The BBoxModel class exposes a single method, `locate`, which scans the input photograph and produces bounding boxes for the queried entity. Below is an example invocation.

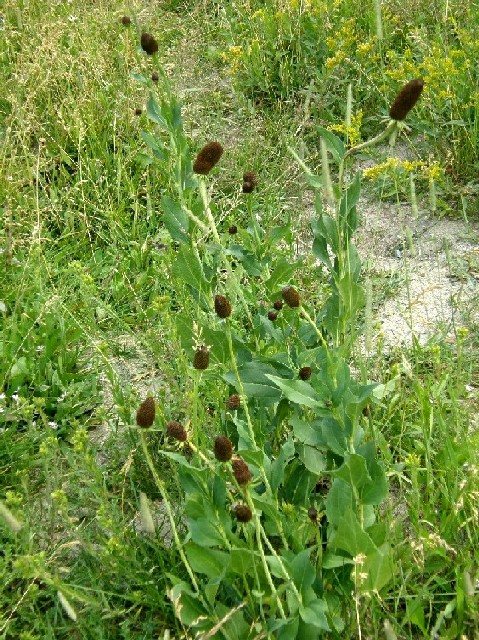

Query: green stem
[139,431,199,593]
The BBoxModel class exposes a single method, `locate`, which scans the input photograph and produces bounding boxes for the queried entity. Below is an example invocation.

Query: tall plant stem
[139,431,199,593]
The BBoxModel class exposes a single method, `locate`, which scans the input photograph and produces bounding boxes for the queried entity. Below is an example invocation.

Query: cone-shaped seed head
[228,225,238,235]
[226,394,241,410]
[215,294,232,319]
[234,504,253,522]
[273,299,283,311]
[268,311,278,321]
[151,72,159,82]
[214,435,234,462]
[232,457,252,485]
[308,507,318,522]
[141,32,159,55]
[299,366,312,381]
[136,396,155,428]
[242,171,259,193]
[121,16,131,25]
[193,346,210,370]
[166,420,187,442]
[282,286,300,308]
[389,78,424,121]
[193,142,224,175]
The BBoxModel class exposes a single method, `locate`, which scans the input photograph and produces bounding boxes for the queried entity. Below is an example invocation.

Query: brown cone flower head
[121,16,131,25]
[282,286,300,308]
[273,299,283,311]
[141,32,159,55]
[151,72,159,82]
[193,346,210,370]
[268,311,278,321]
[193,142,224,175]
[242,171,259,194]
[214,435,234,462]
[166,420,187,442]
[308,507,318,522]
[232,457,252,485]
[234,504,253,523]
[214,294,232,319]
[299,366,312,381]
[228,225,238,235]
[389,78,424,121]
[226,394,241,410]
[136,396,155,428]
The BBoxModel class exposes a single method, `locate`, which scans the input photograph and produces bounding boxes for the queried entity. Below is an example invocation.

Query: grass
[1,0,479,638]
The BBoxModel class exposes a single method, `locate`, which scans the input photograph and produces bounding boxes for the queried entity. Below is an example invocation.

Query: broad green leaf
[169,582,207,627]
[298,444,327,474]
[322,553,354,569]
[363,544,394,592]
[146,93,168,129]
[276,616,300,640]
[172,245,210,294]
[130,71,148,85]
[189,518,225,547]
[330,508,377,556]
[316,126,345,163]
[230,547,260,576]
[159,450,202,470]
[340,172,361,215]
[161,195,189,243]
[265,257,301,293]
[290,416,324,447]
[270,437,295,491]
[265,375,321,409]
[185,542,229,578]
[334,454,372,493]
[321,416,347,455]
[290,548,315,595]
[299,599,330,630]
[326,478,354,527]
[141,131,167,161]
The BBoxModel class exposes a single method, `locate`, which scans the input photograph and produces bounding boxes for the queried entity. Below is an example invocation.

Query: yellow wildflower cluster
[364,158,443,185]
[329,109,363,147]
[221,45,244,75]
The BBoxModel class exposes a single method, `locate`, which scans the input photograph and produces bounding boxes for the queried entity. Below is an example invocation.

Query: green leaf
[298,444,327,474]
[161,195,189,243]
[334,454,371,493]
[169,582,208,627]
[146,93,168,129]
[340,172,361,215]
[299,599,330,630]
[276,616,300,640]
[172,245,210,294]
[330,508,377,556]
[290,416,324,447]
[230,547,260,576]
[185,542,230,578]
[316,126,345,163]
[141,131,167,161]
[322,553,354,569]
[290,548,315,595]
[321,416,347,455]
[159,450,202,470]
[363,544,394,591]
[189,518,225,547]
[265,375,322,409]
[265,257,301,293]
[130,71,148,85]
[326,478,354,526]
[270,437,295,491]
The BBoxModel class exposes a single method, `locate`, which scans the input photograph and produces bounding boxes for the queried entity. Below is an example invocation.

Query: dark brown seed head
[242,171,259,193]
[299,366,312,381]
[389,78,424,121]
[136,396,155,428]
[234,504,253,523]
[228,225,238,235]
[282,286,300,308]
[226,394,241,410]
[166,420,187,442]
[193,141,224,175]
[193,346,210,370]
[308,507,318,522]
[268,311,278,321]
[141,32,159,55]
[214,435,234,462]
[121,16,131,25]
[273,299,283,311]
[151,72,159,82]
[214,294,232,319]
[232,457,252,485]
[135,107,142,116]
